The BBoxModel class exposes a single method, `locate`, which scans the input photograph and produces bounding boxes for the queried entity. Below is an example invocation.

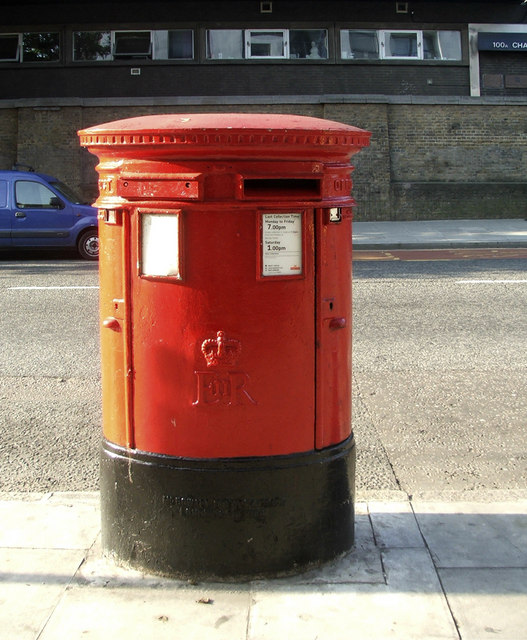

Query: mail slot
[79,113,371,579]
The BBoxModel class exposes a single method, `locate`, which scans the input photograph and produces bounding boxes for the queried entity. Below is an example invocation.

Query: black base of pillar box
[100,436,356,580]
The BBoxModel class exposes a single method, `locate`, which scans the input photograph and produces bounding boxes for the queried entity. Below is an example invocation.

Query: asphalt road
[0,254,525,496]
[353,257,527,497]
[0,257,100,492]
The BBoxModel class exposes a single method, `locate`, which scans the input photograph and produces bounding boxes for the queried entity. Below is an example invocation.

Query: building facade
[2,0,526,220]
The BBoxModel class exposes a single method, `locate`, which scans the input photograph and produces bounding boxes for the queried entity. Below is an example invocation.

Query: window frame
[112,30,153,59]
[0,24,464,67]
[205,26,331,62]
[340,28,463,63]
[289,28,328,60]
[73,30,112,62]
[161,29,194,60]
[380,30,422,60]
[340,29,379,60]
[72,28,195,62]
[15,180,61,209]
[0,33,21,62]
[244,29,289,59]
[205,28,244,60]
[21,31,61,63]
[423,30,463,61]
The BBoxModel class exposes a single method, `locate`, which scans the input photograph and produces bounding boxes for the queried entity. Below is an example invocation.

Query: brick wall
[0,64,471,101]
[385,103,527,220]
[1,101,526,221]
[0,110,18,169]
[17,107,84,190]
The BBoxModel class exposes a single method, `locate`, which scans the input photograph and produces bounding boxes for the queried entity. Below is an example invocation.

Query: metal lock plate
[328,207,342,223]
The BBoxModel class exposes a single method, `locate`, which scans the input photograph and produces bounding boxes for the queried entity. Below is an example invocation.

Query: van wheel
[77,229,99,260]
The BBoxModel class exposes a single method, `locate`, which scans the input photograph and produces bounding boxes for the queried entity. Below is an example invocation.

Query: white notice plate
[262,213,302,277]
[141,212,181,278]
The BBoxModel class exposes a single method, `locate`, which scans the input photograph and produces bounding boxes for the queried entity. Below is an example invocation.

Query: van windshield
[50,180,88,205]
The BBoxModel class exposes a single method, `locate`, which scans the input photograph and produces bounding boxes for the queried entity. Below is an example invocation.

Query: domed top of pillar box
[78,113,371,162]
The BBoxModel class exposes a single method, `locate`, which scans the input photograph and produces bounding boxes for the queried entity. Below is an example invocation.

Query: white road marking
[8,286,99,290]
[456,280,527,284]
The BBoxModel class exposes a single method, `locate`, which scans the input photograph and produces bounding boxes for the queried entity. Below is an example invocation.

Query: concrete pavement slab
[39,581,252,640]
[352,219,527,249]
[0,495,100,550]
[438,568,527,640]
[1,493,527,639]
[248,548,458,640]
[368,501,425,548]
[412,501,527,568]
[0,548,87,640]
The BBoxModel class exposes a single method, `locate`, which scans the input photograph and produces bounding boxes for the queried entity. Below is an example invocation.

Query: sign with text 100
[478,33,527,52]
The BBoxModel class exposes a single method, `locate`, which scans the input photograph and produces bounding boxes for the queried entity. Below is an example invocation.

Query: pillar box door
[131,204,316,458]
[79,113,370,580]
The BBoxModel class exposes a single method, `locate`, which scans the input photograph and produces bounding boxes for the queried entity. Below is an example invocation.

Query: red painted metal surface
[79,114,370,458]
[316,207,353,449]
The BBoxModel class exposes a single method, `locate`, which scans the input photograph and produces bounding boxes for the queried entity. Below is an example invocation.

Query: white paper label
[141,213,181,278]
[262,213,302,276]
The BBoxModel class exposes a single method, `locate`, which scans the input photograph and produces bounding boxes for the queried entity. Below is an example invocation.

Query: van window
[15,180,58,208]
[0,180,6,208]
[50,179,84,204]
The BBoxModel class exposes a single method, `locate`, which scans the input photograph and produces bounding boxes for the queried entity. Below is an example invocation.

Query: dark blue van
[0,169,98,259]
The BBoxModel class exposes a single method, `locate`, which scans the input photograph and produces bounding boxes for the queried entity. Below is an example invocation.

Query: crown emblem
[201,331,241,368]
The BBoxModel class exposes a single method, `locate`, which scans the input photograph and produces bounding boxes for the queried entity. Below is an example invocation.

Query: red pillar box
[79,113,370,579]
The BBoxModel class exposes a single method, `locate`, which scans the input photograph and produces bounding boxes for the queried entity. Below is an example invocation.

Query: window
[73,29,194,61]
[1,25,462,66]
[0,34,20,62]
[206,28,328,60]
[167,30,193,59]
[153,30,194,59]
[206,29,244,59]
[341,29,461,61]
[0,181,7,208]
[49,180,85,205]
[113,31,152,59]
[341,30,378,59]
[73,31,111,61]
[382,31,421,59]
[245,30,288,58]
[22,32,60,62]
[423,30,462,60]
[16,181,60,208]
[0,32,61,64]
[290,29,328,59]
